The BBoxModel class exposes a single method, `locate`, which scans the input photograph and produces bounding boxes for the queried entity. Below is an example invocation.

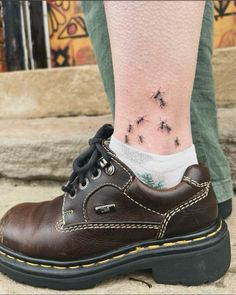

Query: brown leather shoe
[0,124,231,290]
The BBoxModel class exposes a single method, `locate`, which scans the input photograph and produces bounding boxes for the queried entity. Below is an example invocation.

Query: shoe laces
[62,124,114,197]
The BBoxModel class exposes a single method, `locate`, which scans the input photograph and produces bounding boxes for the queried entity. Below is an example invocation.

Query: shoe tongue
[95,124,114,140]
[182,164,210,183]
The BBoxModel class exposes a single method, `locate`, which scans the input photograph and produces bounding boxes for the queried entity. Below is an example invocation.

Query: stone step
[0,110,235,189]
[0,65,110,119]
[0,115,112,181]
[218,108,236,189]
[0,48,235,120]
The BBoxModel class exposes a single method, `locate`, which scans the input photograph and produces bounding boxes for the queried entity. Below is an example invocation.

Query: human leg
[104,1,204,188]
[81,1,233,214]
[104,1,204,154]
[0,1,231,289]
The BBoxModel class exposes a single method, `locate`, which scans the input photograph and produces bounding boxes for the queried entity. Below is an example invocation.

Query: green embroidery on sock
[138,173,164,189]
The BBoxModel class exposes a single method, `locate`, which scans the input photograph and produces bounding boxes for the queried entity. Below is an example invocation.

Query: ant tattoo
[136,115,147,126]
[151,89,163,100]
[174,137,181,148]
[127,123,133,133]
[159,97,167,108]
[138,135,144,144]
[125,134,129,144]
[158,119,172,133]
[151,89,167,108]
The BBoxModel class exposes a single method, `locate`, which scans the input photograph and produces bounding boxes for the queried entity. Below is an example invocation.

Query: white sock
[109,136,198,189]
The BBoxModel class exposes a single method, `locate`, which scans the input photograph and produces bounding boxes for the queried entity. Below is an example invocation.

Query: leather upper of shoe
[0,124,218,261]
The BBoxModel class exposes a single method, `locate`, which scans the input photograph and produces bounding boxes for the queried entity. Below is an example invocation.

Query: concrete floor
[0,180,235,294]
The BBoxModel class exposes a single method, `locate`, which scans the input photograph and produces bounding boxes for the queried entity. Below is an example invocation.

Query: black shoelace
[62,124,114,197]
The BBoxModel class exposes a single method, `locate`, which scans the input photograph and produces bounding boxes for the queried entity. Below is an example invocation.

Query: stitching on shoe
[56,221,160,232]
[159,185,209,238]
[62,142,209,227]
[123,191,164,216]
[81,183,165,223]
[158,183,210,238]
[63,141,163,223]
[62,155,133,224]
[183,176,210,188]
[81,183,128,223]
[62,195,66,226]
[102,143,133,187]
[107,154,133,188]
[0,221,222,270]
[82,155,133,222]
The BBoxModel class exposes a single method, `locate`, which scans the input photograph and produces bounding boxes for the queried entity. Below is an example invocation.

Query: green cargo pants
[81,1,233,204]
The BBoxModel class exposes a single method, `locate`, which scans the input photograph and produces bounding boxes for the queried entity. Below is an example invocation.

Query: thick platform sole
[0,219,231,290]
[218,199,232,219]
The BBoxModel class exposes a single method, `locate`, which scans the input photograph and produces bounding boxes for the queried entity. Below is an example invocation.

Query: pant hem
[212,178,234,203]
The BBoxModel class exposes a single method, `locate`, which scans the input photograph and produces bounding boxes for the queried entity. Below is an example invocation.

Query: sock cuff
[110,136,198,171]
[109,135,198,189]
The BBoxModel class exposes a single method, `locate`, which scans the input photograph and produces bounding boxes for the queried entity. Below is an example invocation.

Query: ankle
[114,126,193,155]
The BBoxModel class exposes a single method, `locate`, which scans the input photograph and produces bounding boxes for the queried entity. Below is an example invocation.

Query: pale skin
[104,1,205,155]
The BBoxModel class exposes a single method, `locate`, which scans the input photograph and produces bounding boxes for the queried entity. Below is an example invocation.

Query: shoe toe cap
[0,202,32,250]
[0,196,64,258]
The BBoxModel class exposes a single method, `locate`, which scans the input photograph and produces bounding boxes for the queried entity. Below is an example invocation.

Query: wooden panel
[0,4,6,71]
[29,1,47,69]
[1,0,25,71]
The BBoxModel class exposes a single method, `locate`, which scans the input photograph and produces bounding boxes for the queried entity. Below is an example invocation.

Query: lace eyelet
[91,168,102,180]
[79,178,89,190]
[105,164,115,176]
[68,192,76,200]
[99,158,108,168]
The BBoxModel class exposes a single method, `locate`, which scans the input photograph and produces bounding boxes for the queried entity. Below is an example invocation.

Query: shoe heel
[152,229,231,286]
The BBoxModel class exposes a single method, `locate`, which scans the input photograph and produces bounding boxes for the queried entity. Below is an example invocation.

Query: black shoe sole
[218,199,232,219]
[0,219,231,290]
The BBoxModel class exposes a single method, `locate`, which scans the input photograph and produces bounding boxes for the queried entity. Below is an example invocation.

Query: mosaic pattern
[47,0,96,67]
[214,1,236,48]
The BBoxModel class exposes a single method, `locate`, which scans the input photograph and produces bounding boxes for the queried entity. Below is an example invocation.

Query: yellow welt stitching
[52,266,67,270]
[113,254,125,260]
[6,254,14,260]
[129,249,139,255]
[40,264,52,268]
[81,263,95,268]
[175,240,190,245]
[68,265,80,269]
[98,259,110,265]
[207,231,217,238]
[0,222,222,270]
[26,262,40,267]
[16,258,25,263]
[147,245,160,250]
[193,236,206,242]
[163,242,176,247]
[135,247,145,252]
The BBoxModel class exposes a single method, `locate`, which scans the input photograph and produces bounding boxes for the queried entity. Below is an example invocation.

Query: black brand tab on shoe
[95,204,116,215]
